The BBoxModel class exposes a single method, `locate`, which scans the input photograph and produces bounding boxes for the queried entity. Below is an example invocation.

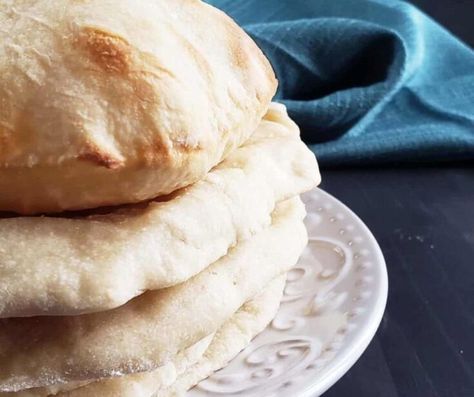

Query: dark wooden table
[321,168,473,397]
[321,2,474,396]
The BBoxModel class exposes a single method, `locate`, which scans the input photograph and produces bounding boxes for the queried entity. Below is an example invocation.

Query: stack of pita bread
[0,0,320,396]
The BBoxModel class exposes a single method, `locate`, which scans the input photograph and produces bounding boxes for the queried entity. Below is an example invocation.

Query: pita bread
[5,335,214,397]
[158,275,286,397]
[0,103,318,318]
[0,197,306,392]
[0,0,277,214]
[5,276,285,397]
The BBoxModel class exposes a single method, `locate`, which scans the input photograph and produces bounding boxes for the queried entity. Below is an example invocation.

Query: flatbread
[0,103,318,318]
[0,0,277,214]
[159,275,286,397]
[0,197,307,392]
[5,276,286,397]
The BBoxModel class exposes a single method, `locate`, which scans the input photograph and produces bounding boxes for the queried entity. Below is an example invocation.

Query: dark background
[410,0,474,48]
[321,1,474,397]
[411,0,474,48]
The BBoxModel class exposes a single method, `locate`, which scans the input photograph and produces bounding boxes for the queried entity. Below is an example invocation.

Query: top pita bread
[0,103,319,318]
[0,0,276,213]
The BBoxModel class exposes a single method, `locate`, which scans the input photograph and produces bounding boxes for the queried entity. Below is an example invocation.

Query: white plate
[188,188,388,397]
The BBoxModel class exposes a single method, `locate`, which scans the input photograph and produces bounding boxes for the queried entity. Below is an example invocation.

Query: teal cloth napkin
[208,0,474,165]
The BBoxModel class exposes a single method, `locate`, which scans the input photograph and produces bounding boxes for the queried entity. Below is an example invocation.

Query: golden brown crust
[78,142,124,169]
[0,127,13,160]
[77,27,132,75]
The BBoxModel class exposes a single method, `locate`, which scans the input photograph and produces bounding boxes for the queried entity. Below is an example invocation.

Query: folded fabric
[208,0,474,165]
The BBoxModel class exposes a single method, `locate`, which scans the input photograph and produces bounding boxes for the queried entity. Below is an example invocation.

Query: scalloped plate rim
[189,187,388,397]
[298,188,388,397]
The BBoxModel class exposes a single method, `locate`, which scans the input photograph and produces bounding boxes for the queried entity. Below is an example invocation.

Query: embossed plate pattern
[188,188,388,397]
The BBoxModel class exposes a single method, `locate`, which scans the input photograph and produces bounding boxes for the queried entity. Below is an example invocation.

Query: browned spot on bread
[78,27,131,74]
[0,126,12,159]
[173,138,203,153]
[229,33,249,70]
[0,124,23,164]
[140,133,204,166]
[130,74,161,104]
[215,8,277,100]
[79,143,123,169]
[217,11,250,70]
[142,137,171,165]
